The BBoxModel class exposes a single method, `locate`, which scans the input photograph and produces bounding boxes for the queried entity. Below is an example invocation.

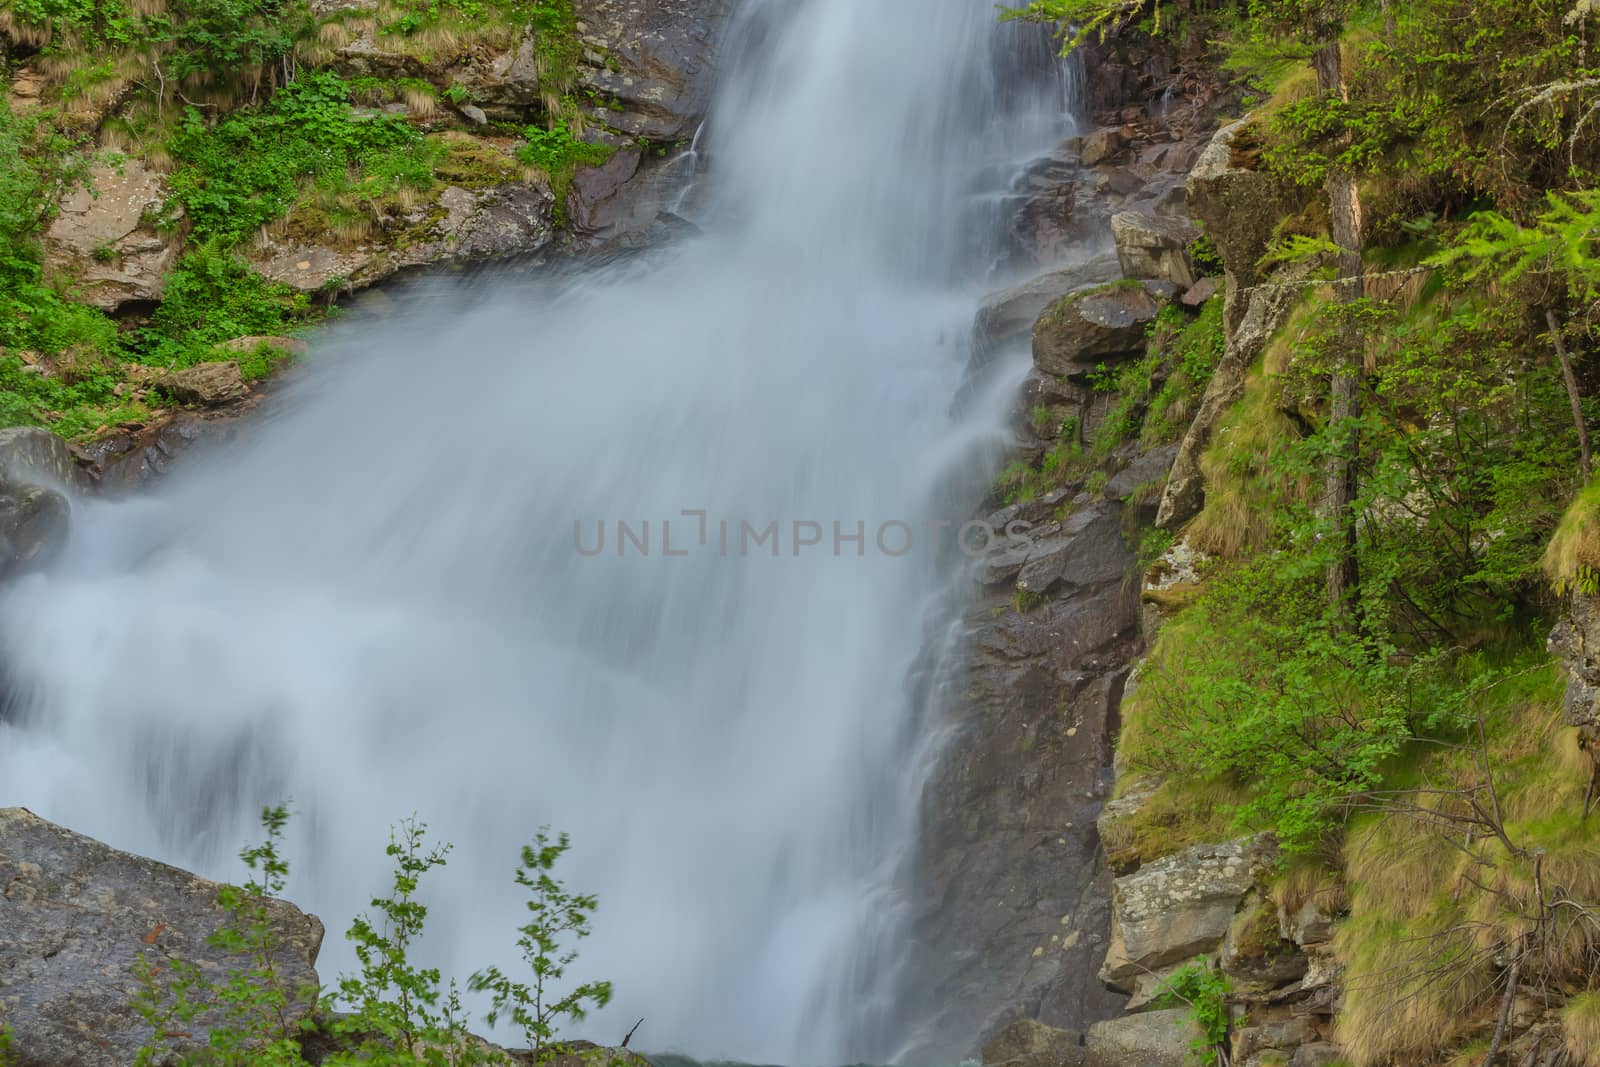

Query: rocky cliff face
[900,42,1237,1060]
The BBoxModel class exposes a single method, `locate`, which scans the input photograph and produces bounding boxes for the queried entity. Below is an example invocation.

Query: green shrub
[136,244,314,370]
[469,830,613,1063]
[166,71,435,246]
[1154,959,1231,1062]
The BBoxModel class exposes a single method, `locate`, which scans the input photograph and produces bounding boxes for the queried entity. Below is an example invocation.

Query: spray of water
[0,3,1076,1062]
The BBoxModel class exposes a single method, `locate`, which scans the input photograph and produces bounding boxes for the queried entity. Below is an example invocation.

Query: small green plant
[133,804,316,1067]
[1186,232,1223,276]
[327,817,497,1066]
[514,121,615,222]
[1154,958,1231,1062]
[469,830,613,1064]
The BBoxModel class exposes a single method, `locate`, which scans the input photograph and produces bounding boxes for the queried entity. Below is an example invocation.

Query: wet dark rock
[0,808,325,1067]
[975,255,1123,355]
[0,428,85,581]
[906,498,1140,1058]
[0,483,69,581]
[1104,444,1179,525]
[572,0,735,140]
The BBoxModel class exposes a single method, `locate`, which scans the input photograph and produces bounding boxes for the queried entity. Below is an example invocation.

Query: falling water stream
[0,3,1078,1063]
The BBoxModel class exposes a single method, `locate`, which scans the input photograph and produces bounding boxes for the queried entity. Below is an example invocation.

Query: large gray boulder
[1084,1009,1203,1067]
[572,0,735,140]
[982,1018,1086,1067]
[0,808,326,1067]
[1111,211,1199,289]
[42,161,182,312]
[249,177,557,293]
[156,361,249,407]
[1185,120,1300,335]
[0,428,84,581]
[1033,283,1161,379]
[1099,837,1274,990]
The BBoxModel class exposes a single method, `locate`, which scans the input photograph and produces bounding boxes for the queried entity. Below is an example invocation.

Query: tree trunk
[1314,37,1365,624]
[1547,308,1592,481]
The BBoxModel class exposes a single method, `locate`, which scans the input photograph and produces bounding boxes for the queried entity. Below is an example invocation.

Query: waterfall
[0,3,1076,1062]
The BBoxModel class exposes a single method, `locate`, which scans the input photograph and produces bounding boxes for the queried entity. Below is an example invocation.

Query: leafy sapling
[330,817,498,1066]
[469,830,612,1064]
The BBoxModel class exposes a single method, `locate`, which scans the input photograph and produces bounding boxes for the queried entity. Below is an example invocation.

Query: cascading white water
[0,4,1076,1062]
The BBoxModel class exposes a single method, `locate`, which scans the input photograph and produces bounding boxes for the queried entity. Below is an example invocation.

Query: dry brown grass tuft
[1544,479,1600,588]
[403,85,438,118]
[1564,991,1600,1067]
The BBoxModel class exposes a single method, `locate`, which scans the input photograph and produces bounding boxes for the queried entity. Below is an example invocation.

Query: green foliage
[1186,232,1224,276]
[514,121,615,222]
[1154,959,1231,1060]
[326,818,496,1067]
[160,0,297,82]
[166,71,435,246]
[469,830,613,1063]
[136,244,314,373]
[133,805,317,1067]
[129,810,612,1066]
[1430,191,1600,303]
[1127,554,1464,853]
[5,0,144,49]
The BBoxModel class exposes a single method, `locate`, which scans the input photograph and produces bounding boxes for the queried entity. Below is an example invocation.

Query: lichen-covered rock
[0,427,85,491]
[981,1018,1086,1067]
[1033,282,1161,379]
[572,0,735,140]
[156,361,249,406]
[249,179,556,293]
[1232,1016,1321,1065]
[42,161,182,312]
[1221,898,1308,993]
[1077,128,1125,166]
[218,335,310,359]
[1155,257,1317,530]
[1111,211,1199,289]
[1084,1008,1202,1067]
[975,254,1123,355]
[1100,837,1275,989]
[1290,1043,1345,1066]
[1185,119,1300,334]
[0,808,325,1067]
[1095,782,1158,877]
[1548,592,1600,742]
